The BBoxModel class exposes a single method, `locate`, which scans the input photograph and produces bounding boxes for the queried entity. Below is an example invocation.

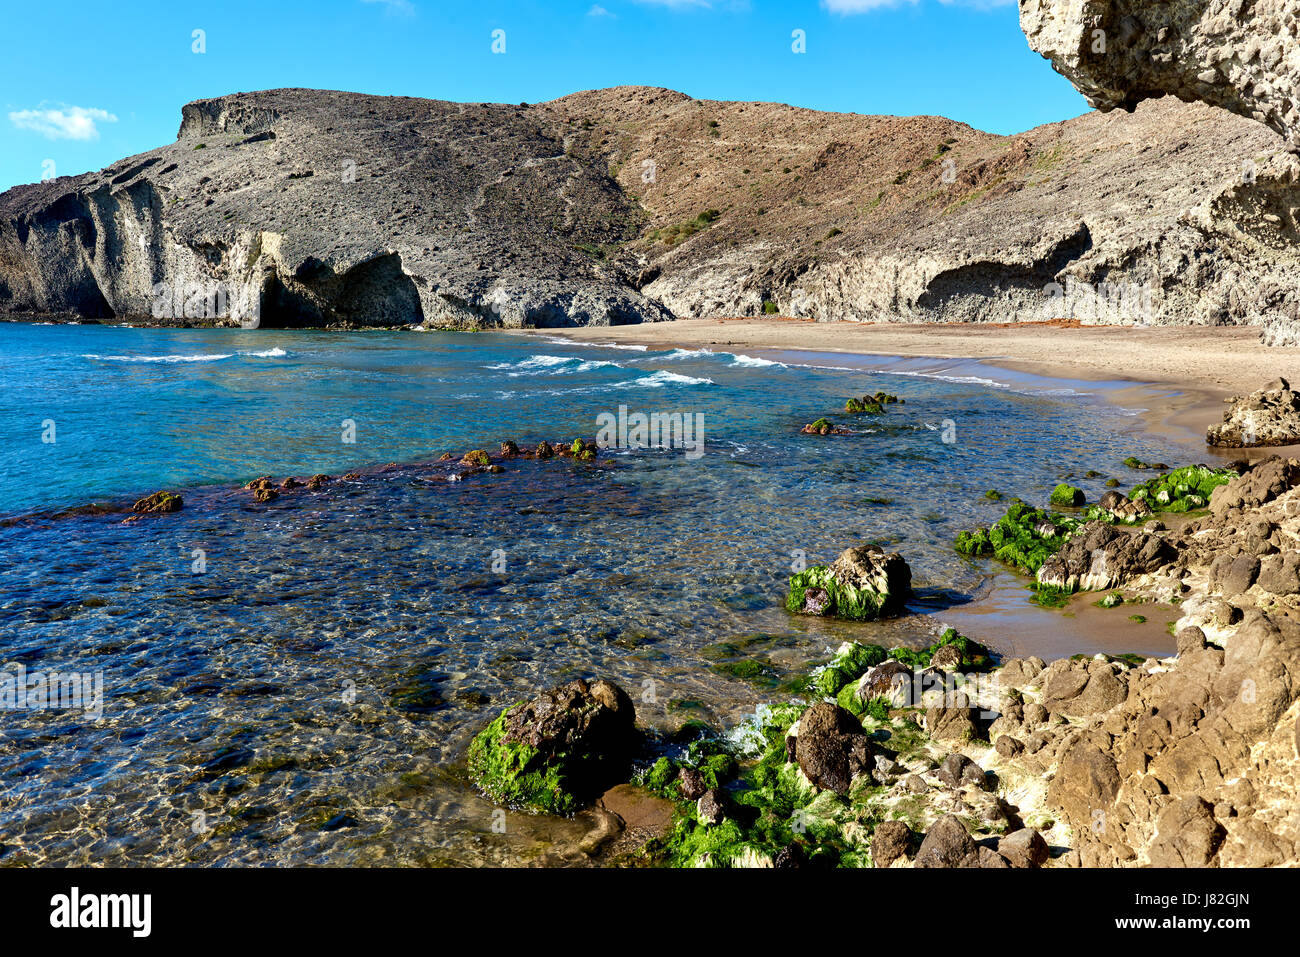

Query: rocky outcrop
[1036,520,1176,592]
[129,490,182,514]
[793,702,874,794]
[1019,0,1300,149]
[1207,377,1300,446]
[467,678,638,814]
[2,86,1298,329]
[0,89,672,329]
[786,544,911,621]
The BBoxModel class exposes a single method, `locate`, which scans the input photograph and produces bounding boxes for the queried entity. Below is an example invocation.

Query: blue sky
[0,0,1088,192]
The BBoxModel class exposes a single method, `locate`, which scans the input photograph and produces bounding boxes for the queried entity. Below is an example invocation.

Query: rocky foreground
[465,454,1300,867]
[0,82,1296,331]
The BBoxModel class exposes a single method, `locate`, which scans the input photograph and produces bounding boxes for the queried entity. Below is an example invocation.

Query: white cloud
[588,3,616,15]
[822,0,918,11]
[361,0,415,15]
[8,105,117,141]
[633,0,714,8]
[631,0,753,9]
[823,0,1012,11]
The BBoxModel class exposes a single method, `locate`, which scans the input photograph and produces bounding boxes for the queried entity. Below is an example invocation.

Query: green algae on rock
[1049,483,1085,507]
[467,678,637,815]
[955,501,1078,575]
[787,544,911,621]
[1128,464,1235,514]
[636,630,1012,868]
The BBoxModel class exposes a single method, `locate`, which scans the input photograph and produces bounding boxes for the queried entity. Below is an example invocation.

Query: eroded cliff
[0,86,1296,330]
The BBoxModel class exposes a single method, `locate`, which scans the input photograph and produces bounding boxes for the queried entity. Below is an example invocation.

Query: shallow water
[0,324,1199,865]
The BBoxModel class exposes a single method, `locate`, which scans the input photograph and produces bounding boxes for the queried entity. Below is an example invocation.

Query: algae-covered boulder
[955,501,1077,575]
[1128,464,1235,514]
[787,545,911,621]
[467,678,637,815]
[1049,483,1085,507]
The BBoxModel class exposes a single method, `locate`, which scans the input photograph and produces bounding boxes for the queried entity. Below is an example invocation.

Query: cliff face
[0,86,1297,330]
[1019,0,1300,149]
[0,89,666,329]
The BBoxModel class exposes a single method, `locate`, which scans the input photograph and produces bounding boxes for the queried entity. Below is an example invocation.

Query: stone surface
[1040,658,1128,717]
[1207,377,1300,447]
[1037,521,1176,592]
[1020,0,1300,149]
[937,753,988,789]
[1047,735,1121,829]
[915,814,982,868]
[1146,797,1226,867]
[793,702,874,794]
[1,85,1296,331]
[696,789,725,826]
[925,704,983,743]
[871,819,913,867]
[998,827,1050,868]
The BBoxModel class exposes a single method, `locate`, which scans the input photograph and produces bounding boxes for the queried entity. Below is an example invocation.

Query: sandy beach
[513,319,1298,452]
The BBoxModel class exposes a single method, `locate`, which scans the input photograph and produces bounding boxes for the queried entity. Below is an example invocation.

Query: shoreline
[511,319,1297,458]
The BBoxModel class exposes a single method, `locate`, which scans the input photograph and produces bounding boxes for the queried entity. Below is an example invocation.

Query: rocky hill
[0,85,1296,329]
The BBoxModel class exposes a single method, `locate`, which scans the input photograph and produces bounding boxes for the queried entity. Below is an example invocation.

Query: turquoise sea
[0,323,1202,864]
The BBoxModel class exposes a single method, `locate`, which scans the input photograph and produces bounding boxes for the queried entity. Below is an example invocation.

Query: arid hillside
[0,86,1295,329]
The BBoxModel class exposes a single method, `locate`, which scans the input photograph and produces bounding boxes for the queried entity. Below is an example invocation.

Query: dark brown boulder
[677,767,706,801]
[998,827,1049,868]
[502,678,637,767]
[915,814,981,868]
[871,820,913,867]
[794,702,873,794]
[937,753,987,789]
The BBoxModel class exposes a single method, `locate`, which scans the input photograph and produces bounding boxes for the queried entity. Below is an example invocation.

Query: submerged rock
[786,544,911,621]
[466,678,638,815]
[130,490,183,514]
